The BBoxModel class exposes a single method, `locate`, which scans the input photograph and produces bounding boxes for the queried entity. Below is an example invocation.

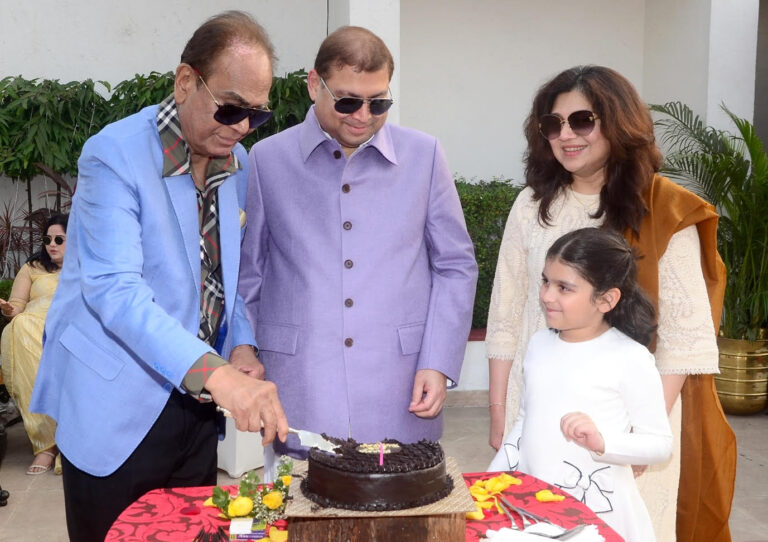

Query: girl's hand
[560,412,605,454]
[489,404,506,450]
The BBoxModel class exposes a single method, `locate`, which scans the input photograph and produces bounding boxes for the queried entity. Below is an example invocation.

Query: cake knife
[216,406,337,453]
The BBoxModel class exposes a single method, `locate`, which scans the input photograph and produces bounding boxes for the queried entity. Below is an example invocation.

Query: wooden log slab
[289,512,465,542]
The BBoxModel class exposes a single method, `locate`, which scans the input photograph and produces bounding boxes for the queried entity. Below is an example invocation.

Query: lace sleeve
[485,190,532,360]
[654,225,719,375]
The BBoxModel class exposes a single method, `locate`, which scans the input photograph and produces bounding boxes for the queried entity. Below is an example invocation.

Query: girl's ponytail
[605,284,657,347]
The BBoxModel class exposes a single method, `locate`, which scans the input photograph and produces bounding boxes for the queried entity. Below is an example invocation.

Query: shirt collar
[299,106,398,165]
[157,94,241,179]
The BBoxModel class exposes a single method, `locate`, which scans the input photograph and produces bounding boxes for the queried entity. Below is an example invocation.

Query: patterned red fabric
[107,474,623,541]
[464,471,624,542]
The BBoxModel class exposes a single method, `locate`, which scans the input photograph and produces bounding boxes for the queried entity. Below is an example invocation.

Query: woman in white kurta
[486,66,725,542]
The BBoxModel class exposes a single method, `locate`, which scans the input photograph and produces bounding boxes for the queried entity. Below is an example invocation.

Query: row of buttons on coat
[342,171,353,347]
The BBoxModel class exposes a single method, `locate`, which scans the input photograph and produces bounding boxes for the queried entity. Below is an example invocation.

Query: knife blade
[216,406,337,453]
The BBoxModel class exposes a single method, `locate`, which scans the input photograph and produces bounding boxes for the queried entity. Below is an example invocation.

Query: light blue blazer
[30,105,256,476]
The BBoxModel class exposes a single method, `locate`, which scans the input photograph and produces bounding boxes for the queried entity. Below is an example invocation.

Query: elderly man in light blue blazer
[30,12,288,542]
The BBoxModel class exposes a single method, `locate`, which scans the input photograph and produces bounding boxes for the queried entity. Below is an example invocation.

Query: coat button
[342,184,351,193]
[344,259,354,269]
[344,337,354,347]
[343,221,352,230]
[333,150,342,159]
[345,298,354,307]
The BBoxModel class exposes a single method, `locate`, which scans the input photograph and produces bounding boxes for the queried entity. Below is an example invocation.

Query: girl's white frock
[489,327,673,542]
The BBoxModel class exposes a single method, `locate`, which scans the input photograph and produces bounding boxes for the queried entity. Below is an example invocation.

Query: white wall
[0,0,324,83]
[400,0,646,184]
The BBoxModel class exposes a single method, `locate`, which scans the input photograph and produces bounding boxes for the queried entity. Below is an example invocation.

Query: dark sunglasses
[195,71,272,129]
[43,235,65,246]
[539,110,599,140]
[319,77,394,116]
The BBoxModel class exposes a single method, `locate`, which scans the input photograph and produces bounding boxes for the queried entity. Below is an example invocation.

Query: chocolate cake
[300,437,453,511]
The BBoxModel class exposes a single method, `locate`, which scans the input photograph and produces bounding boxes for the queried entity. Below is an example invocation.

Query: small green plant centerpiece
[205,457,293,540]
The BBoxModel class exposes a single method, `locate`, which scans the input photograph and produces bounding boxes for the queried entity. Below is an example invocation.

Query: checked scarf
[157,95,241,348]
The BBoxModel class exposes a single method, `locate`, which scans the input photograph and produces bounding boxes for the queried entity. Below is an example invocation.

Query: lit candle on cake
[379,442,384,466]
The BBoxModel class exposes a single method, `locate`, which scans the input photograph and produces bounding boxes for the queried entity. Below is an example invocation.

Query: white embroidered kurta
[486,186,719,542]
[488,328,673,542]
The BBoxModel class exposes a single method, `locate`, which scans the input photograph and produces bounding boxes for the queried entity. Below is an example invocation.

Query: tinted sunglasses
[195,71,272,129]
[539,110,599,140]
[319,77,394,116]
[43,235,65,246]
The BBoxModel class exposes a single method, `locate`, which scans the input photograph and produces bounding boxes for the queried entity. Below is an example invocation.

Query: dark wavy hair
[546,227,657,347]
[524,65,663,235]
[28,213,68,273]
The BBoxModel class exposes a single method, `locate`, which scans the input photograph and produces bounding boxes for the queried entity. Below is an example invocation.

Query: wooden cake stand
[286,458,474,541]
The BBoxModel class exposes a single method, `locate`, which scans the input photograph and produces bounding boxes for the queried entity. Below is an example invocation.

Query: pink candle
[379,442,384,466]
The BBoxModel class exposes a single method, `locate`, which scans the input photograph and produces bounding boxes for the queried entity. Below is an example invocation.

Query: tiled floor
[1,396,766,541]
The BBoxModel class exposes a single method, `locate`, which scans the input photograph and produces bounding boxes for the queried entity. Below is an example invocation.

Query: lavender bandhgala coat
[239,107,477,454]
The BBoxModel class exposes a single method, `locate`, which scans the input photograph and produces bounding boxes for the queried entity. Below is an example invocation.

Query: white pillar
[327,0,401,125]
[706,0,759,128]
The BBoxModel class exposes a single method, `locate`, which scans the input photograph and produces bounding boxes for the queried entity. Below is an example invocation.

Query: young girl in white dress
[488,227,673,542]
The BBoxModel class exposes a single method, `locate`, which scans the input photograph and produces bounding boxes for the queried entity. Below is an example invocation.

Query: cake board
[286,457,474,542]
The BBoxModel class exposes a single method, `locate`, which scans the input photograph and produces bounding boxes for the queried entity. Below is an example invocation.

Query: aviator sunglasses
[43,235,65,246]
[319,77,394,116]
[195,70,272,129]
[539,110,599,140]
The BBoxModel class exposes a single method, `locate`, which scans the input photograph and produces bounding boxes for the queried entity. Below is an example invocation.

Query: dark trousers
[62,390,218,542]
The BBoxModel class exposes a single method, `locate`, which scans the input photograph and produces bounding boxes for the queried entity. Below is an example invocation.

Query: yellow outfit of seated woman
[1,213,68,475]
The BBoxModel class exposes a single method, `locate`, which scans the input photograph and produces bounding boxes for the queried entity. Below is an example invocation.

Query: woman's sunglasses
[43,235,65,246]
[539,110,599,140]
[195,71,272,129]
[319,77,394,116]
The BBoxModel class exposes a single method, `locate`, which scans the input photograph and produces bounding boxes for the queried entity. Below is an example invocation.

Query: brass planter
[715,336,768,415]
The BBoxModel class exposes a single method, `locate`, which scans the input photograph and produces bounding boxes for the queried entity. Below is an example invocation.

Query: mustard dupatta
[624,175,736,542]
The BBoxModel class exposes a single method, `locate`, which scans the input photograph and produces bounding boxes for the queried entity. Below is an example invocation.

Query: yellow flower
[536,489,565,502]
[466,502,486,520]
[262,490,284,510]
[281,475,292,486]
[267,526,289,542]
[203,497,215,507]
[227,496,254,517]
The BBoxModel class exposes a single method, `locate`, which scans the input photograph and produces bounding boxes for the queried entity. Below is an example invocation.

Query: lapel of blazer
[217,177,239,324]
[164,175,201,293]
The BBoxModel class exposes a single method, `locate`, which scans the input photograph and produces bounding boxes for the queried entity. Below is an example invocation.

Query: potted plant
[651,101,768,414]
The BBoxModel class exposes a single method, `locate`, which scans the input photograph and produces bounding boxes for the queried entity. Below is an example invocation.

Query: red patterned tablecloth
[464,471,623,542]
[108,473,623,541]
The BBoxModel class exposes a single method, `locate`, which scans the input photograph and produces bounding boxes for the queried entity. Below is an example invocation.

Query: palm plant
[650,102,768,340]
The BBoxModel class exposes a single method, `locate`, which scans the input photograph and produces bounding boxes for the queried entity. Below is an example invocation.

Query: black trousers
[62,390,218,542]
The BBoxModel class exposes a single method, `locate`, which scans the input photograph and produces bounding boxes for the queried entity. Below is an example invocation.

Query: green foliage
[106,71,175,123]
[244,69,312,148]
[651,101,768,339]
[0,76,108,180]
[0,278,12,335]
[455,178,522,329]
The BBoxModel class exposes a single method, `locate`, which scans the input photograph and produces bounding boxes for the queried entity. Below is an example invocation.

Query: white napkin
[484,523,605,541]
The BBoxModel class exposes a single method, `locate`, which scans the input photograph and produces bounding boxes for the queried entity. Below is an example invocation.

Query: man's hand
[205,364,288,445]
[408,369,448,419]
[229,345,265,380]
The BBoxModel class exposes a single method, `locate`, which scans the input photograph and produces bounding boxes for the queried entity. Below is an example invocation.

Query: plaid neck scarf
[157,95,241,347]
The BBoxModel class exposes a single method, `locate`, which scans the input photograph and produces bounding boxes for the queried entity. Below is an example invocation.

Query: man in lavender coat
[239,26,477,473]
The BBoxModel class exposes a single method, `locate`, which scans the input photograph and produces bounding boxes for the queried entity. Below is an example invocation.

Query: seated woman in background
[1,213,68,475]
